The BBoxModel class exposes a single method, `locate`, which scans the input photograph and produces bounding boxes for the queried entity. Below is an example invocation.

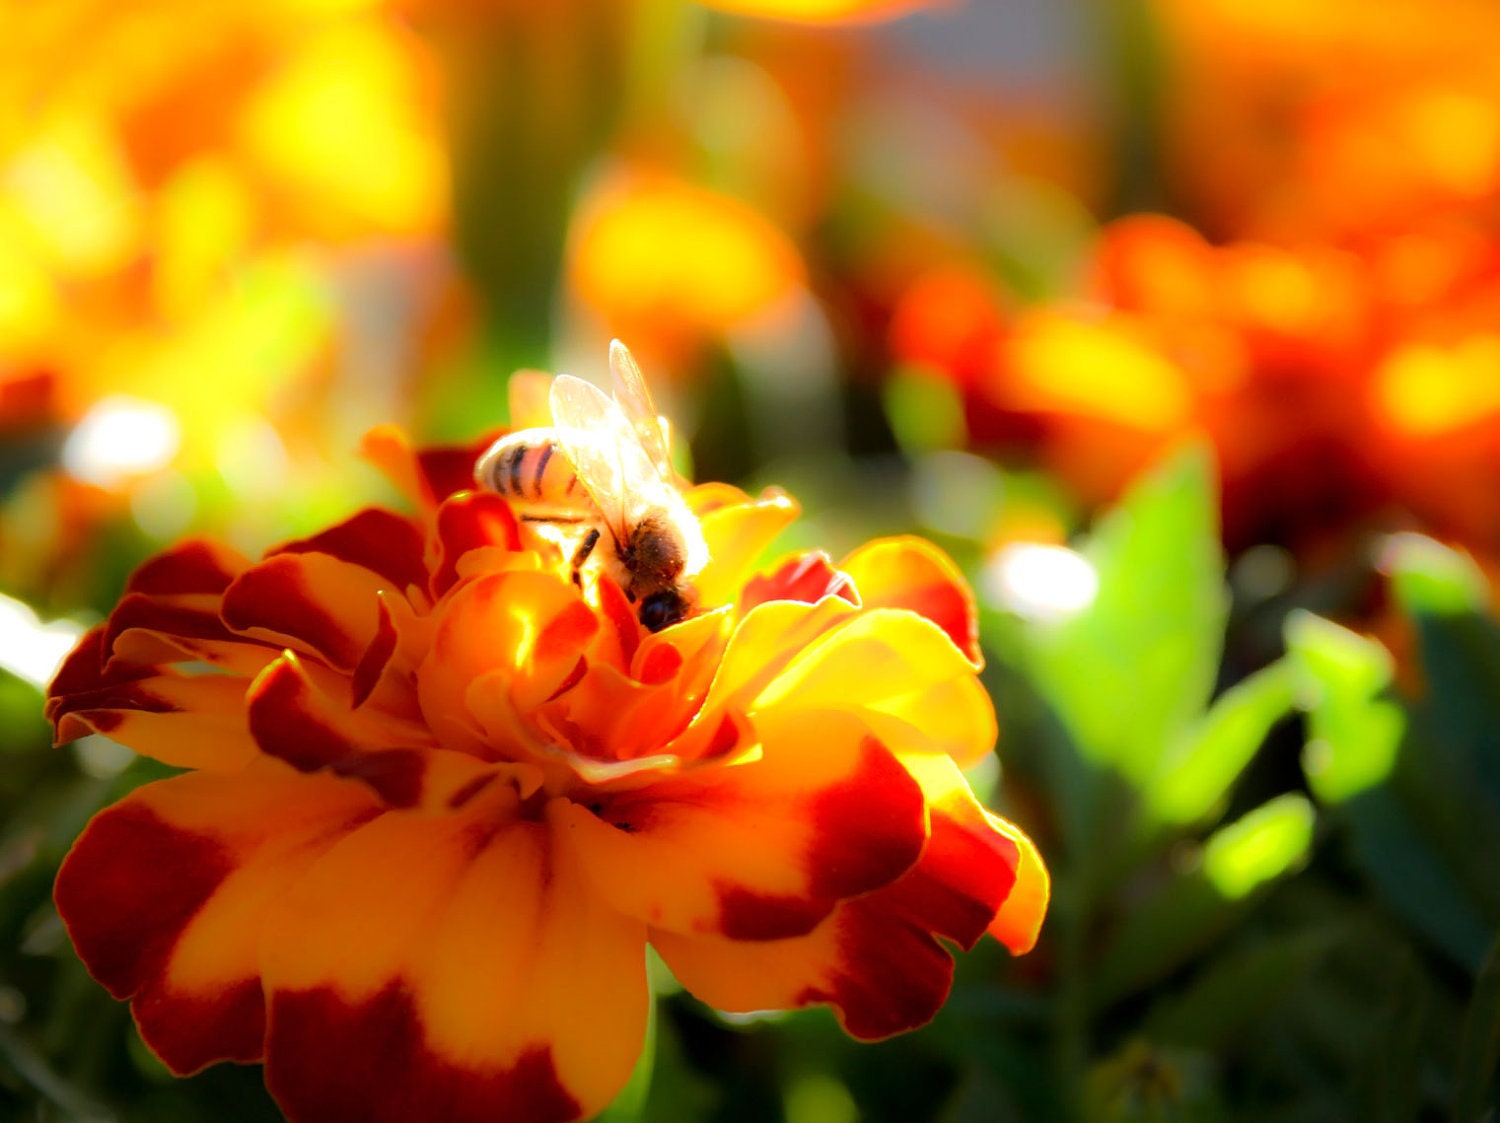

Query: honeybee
[474,341,708,632]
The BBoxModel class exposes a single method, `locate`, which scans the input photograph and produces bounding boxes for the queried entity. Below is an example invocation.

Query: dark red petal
[126,539,249,597]
[247,656,425,808]
[267,986,581,1123]
[351,596,399,710]
[54,800,262,1069]
[47,627,134,722]
[103,594,255,663]
[276,509,429,599]
[418,437,502,506]
[430,491,522,598]
[221,556,368,670]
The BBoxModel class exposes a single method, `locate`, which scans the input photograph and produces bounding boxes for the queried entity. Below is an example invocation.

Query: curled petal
[50,632,258,771]
[556,712,926,940]
[692,490,800,609]
[222,553,397,672]
[430,491,522,599]
[666,596,860,761]
[260,784,648,1123]
[756,609,997,769]
[741,552,856,611]
[841,537,982,667]
[984,810,1049,956]
[125,538,250,597]
[54,765,381,1074]
[419,569,596,758]
[102,593,279,677]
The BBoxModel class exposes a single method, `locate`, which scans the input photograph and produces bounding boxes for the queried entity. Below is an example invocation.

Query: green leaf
[1144,928,1338,1051]
[1147,659,1297,829]
[1093,796,1314,1007]
[1453,931,1500,1123]
[1355,946,1428,1123]
[1020,445,1225,789]
[1287,612,1403,802]
[1381,533,1490,618]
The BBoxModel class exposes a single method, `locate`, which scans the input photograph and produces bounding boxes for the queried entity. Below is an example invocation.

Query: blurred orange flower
[1151,0,1500,242]
[893,215,1500,559]
[567,168,807,372]
[48,352,1046,1122]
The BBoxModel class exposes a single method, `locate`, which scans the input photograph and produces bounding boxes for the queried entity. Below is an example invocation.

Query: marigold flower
[48,347,1047,1123]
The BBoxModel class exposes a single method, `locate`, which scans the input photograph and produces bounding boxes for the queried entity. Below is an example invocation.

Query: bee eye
[639,590,688,632]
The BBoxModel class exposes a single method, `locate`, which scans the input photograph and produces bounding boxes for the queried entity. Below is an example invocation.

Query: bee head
[638,588,691,632]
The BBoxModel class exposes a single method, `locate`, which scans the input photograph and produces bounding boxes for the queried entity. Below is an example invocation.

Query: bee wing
[549,373,675,544]
[608,340,675,484]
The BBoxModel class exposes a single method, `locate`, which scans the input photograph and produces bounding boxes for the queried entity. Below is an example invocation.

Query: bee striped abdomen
[475,428,594,516]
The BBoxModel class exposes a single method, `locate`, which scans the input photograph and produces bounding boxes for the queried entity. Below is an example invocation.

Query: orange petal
[260,785,648,1123]
[54,764,381,1074]
[419,568,595,758]
[841,537,982,667]
[754,609,997,770]
[555,711,926,940]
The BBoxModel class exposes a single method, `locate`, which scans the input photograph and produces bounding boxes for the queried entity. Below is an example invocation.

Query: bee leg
[569,527,601,588]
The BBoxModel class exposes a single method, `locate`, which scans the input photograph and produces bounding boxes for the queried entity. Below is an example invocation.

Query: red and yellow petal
[754,609,997,769]
[259,783,648,1123]
[101,592,280,678]
[50,631,259,771]
[741,552,857,612]
[693,490,800,609]
[54,764,382,1074]
[841,537,982,667]
[275,508,431,605]
[555,711,926,940]
[651,758,1038,1040]
[221,552,398,672]
[247,652,482,807]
